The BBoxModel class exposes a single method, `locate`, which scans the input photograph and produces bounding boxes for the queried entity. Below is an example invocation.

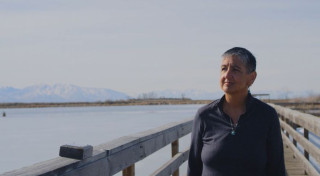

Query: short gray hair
[222,47,256,73]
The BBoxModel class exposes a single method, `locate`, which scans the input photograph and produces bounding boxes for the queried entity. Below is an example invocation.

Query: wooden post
[123,164,135,176]
[292,123,297,147]
[280,115,285,132]
[171,140,179,176]
[285,119,290,138]
[304,129,309,160]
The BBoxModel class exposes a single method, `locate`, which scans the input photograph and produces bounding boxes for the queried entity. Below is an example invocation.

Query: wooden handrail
[270,103,320,176]
[1,118,193,176]
[279,119,320,164]
[151,148,189,176]
[270,103,320,137]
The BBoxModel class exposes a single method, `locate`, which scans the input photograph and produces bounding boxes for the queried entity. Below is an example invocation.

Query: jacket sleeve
[266,109,286,176]
[187,110,204,176]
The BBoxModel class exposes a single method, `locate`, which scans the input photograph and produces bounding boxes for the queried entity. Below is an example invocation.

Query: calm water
[0,104,204,175]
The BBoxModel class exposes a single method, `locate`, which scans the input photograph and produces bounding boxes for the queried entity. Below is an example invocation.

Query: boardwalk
[271,104,320,176]
[284,143,308,176]
[1,103,320,176]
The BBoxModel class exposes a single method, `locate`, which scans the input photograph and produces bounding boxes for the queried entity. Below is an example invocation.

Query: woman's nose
[225,69,233,79]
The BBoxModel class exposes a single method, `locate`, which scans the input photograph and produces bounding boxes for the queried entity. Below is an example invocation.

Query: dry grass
[267,94,320,117]
[0,98,212,109]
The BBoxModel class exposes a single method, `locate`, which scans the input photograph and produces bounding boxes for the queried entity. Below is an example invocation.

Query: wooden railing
[270,103,320,176]
[273,102,320,116]
[1,118,193,176]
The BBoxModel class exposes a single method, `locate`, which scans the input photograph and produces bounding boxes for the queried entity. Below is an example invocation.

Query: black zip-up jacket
[187,94,286,176]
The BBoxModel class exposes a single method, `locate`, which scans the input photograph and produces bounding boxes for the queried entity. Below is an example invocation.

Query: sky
[1,0,320,96]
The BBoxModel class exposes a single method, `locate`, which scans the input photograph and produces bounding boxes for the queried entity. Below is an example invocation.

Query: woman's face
[220,55,256,95]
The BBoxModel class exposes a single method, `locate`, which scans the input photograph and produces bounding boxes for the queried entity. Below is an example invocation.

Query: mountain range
[0,84,317,103]
[0,84,129,103]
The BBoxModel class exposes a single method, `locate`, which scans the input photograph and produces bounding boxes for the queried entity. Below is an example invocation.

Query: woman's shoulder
[192,99,220,127]
[253,98,277,113]
[196,99,220,118]
[252,98,278,122]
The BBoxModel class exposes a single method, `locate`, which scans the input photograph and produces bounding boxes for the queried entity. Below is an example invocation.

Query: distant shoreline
[1,98,313,109]
[0,98,213,109]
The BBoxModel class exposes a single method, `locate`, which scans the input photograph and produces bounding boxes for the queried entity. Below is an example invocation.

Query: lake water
[0,104,204,175]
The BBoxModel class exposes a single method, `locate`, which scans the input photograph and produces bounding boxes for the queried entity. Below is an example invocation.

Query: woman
[187,47,285,176]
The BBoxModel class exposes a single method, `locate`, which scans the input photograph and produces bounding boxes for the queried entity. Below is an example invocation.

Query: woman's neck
[223,91,248,123]
[224,92,248,108]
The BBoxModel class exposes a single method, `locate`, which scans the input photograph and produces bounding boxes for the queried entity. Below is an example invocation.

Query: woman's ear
[248,71,257,87]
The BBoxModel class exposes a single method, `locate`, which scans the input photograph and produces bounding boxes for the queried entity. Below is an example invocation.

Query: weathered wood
[122,164,135,176]
[279,119,320,164]
[304,128,310,160]
[71,118,192,176]
[270,103,320,137]
[101,119,193,175]
[59,145,93,160]
[291,124,297,147]
[63,157,109,176]
[1,150,109,176]
[171,140,179,157]
[0,118,193,176]
[282,133,320,176]
[171,140,179,176]
[284,147,308,176]
[151,149,189,176]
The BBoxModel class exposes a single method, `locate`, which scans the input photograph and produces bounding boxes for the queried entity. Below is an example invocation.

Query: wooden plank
[171,140,179,176]
[1,150,108,176]
[283,141,307,176]
[282,133,319,176]
[270,103,320,137]
[171,140,179,157]
[123,164,135,176]
[104,120,192,175]
[279,119,320,164]
[286,169,307,175]
[62,157,109,176]
[59,145,93,160]
[96,118,193,156]
[150,148,189,176]
[304,129,310,160]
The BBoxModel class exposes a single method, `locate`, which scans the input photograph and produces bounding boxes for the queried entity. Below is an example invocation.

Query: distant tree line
[136,92,190,100]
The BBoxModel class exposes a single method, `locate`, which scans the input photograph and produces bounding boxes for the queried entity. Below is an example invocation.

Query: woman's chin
[222,86,235,94]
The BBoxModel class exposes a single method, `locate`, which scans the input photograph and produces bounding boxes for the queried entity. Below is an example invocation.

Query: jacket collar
[218,92,254,114]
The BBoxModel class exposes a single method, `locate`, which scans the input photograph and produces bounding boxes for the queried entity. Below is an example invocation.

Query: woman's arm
[266,109,286,176]
[187,111,204,176]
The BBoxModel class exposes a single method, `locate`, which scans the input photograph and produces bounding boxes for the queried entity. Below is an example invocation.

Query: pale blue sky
[1,0,319,95]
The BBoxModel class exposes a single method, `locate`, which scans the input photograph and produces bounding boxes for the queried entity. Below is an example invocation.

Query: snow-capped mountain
[0,84,130,103]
